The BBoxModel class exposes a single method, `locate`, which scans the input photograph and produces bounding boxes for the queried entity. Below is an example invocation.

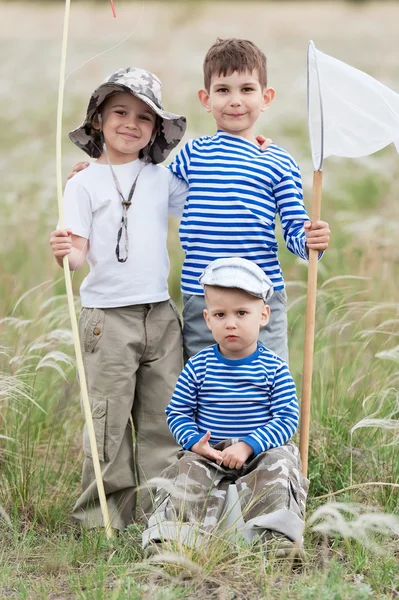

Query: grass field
[0,1,398,598]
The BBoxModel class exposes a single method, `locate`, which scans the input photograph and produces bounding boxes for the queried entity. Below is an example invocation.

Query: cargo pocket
[81,308,105,353]
[83,395,107,462]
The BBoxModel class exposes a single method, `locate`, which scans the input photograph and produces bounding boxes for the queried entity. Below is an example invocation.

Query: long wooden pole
[56,0,113,538]
[299,170,323,478]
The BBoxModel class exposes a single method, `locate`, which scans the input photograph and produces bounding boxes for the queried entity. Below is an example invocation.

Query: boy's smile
[198,69,275,143]
[94,92,157,165]
[203,286,270,359]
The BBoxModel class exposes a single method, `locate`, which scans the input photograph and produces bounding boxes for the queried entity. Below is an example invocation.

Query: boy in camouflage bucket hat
[143,258,309,561]
[50,67,189,530]
[69,67,186,164]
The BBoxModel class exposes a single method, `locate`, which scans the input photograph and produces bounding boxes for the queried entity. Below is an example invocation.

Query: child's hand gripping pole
[299,170,323,479]
[56,0,113,538]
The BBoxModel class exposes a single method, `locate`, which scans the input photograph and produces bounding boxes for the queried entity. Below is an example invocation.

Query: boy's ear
[203,308,212,331]
[260,304,271,328]
[198,89,212,112]
[92,113,101,131]
[261,87,276,112]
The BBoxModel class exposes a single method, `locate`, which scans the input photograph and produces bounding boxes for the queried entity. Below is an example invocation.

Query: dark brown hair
[203,38,267,91]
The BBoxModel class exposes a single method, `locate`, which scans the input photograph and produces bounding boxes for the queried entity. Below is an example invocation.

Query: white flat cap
[199,257,274,302]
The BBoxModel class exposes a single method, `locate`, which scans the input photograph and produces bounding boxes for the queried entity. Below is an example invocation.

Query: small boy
[143,257,309,557]
[169,38,330,362]
[50,68,189,528]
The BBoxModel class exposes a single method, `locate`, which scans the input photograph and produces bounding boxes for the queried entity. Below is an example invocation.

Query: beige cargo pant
[72,300,182,530]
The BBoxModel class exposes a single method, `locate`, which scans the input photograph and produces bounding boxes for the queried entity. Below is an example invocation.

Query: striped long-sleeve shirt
[168,131,310,296]
[166,343,299,456]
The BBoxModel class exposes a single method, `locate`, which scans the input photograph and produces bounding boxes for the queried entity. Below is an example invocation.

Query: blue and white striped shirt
[166,343,299,457]
[169,131,310,295]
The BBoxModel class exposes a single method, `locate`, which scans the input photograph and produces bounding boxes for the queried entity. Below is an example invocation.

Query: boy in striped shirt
[170,38,330,362]
[143,258,309,559]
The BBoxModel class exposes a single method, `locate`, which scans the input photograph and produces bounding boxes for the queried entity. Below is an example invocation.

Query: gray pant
[182,289,288,363]
[72,300,183,530]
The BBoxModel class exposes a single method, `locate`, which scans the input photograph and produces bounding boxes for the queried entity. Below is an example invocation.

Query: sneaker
[144,540,164,558]
[260,530,306,564]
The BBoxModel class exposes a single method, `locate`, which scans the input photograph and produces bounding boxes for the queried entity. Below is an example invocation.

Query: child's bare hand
[191,431,223,462]
[304,220,330,252]
[67,161,90,180]
[50,229,73,258]
[255,135,273,151]
[220,442,253,470]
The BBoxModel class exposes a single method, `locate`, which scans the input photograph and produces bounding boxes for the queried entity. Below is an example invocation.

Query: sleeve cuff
[184,433,203,451]
[303,246,324,261]
[241,436,264,457]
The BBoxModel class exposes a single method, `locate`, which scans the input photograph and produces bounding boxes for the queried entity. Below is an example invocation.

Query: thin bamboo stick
[56,0,113,538]
[299,169,323,478]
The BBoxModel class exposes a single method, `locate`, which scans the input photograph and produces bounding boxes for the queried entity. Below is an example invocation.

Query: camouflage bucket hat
[69,67,187,164]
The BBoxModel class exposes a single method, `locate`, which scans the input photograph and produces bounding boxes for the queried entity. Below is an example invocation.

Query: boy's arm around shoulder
[167,139,194,184]
[165,358,204,451]
[240,360,299,456]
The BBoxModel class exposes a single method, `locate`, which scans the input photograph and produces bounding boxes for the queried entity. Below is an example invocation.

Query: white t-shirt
[62,159,188,308]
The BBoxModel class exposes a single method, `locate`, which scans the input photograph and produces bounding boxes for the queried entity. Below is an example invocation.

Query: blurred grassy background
[0,2,399,598]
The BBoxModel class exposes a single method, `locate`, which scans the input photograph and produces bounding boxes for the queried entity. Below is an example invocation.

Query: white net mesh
[307,40,399,171]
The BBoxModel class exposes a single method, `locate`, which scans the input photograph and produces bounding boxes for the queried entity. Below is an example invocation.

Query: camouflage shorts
[143,440,309,548]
